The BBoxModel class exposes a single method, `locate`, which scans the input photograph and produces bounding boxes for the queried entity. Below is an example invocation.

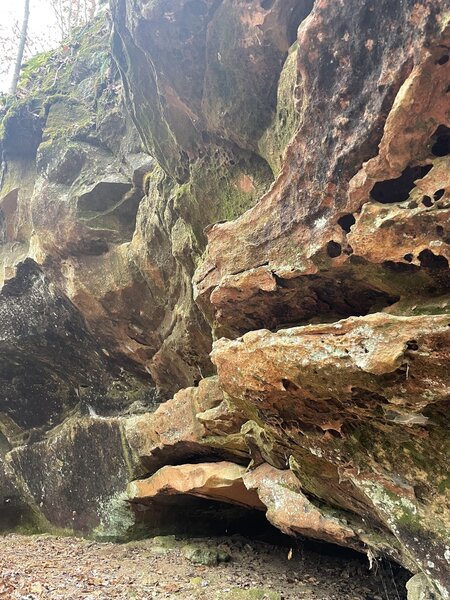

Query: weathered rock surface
[1,0,450,598]
[110,0,313,178]
[212,314,450,592]
[5,417,136,537]
[125,376,247,475]
[243,464,358,548]
[129,461,264,509]
[194,1,450,339]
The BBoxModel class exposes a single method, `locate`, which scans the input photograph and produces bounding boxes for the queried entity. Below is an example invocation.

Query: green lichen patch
[18,50,55,90]
[176,150,272,235]
[1,14,116,164]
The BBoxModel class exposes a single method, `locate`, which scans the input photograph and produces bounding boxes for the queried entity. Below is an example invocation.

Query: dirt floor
[0,533,408,600]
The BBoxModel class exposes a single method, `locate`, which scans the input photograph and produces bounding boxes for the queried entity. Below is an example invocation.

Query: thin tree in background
[0,0,98,95]
[50,0,96,40]
[9,0,30,95]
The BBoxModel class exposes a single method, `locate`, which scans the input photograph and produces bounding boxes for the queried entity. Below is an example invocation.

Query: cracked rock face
[1,1,450,598]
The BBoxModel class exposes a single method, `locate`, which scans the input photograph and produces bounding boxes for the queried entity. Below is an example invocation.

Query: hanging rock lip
[212,312,450,352]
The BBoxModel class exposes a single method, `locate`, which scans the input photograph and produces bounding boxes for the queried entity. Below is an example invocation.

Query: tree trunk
[9,0,30,95]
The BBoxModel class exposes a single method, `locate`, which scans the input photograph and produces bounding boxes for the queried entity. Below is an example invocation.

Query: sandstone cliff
[0,1,449,598]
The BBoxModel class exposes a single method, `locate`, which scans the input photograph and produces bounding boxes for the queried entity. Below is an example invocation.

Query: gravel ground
[0,533,408,599]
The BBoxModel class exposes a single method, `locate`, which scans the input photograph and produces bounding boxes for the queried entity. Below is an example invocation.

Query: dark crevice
[431,125,450,157]
[382,260,419,273]
[326,241,342,258]
[218,270,401,339]
[281,378,300,393]
[370,165,432,204]
[337,213,356,233]
[434,189,445,201]
[436,54,449,65]
[137,442,250,477]
[418,249,449,269]
[406,340,419,351]
[286,1,315,46]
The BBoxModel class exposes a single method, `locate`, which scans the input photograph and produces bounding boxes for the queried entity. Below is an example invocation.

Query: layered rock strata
[116,1,450,597]
[0,1,449,599]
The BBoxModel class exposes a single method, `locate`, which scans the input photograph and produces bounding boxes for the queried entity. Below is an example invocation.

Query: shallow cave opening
[129,496,275,540]
[370,164,433,204]
[431,125,450,157]
[236,273,401,338]
[126,494,410,598]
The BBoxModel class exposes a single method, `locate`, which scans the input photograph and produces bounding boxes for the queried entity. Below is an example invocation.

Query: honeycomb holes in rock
[406,339,419,351]
[337,213,356,233]
[417,248,449,269]
[421,189,445,207]
[435,54,449,65]
[370,165,433,204]
[326,240,342,258]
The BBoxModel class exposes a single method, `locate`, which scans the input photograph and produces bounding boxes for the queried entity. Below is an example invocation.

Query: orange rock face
[212,314,450,420]
[194,3,450,340]
[243,464,358,548]
[125,377,247,474]
[211,313,450,593]
[129,461,264,510]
